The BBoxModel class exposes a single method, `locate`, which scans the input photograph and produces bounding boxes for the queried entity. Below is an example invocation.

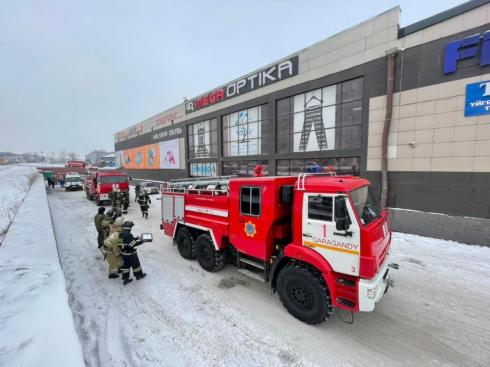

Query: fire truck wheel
[195,234,226,272]
[277,263,332,324]
[176,227,196,260]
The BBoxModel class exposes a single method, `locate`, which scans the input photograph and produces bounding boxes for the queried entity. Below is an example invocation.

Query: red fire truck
[160,172,395,324]
[85,171,129,205]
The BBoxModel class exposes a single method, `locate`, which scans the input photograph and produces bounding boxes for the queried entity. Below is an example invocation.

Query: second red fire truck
[160,171,395,324]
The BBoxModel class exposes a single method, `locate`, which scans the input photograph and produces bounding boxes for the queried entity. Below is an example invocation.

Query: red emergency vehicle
[66,160,86,168]
[85,171,129,205]
[160,172,395,324]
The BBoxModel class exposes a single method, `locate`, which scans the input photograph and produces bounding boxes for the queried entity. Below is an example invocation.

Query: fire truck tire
[195,234,226,272]
[176,227,196,260]
[277,262,332,324]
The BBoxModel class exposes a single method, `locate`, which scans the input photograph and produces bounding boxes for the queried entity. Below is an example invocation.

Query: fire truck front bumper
[358,259,392,312]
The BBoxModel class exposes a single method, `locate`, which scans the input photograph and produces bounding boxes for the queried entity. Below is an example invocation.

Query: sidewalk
[0,174,84,367]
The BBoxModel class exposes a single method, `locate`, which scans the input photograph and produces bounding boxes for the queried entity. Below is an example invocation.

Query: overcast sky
[0,0,466,157]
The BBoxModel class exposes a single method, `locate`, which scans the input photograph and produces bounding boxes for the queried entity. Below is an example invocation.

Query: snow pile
[0,174,84,367]
[0,165,38,243]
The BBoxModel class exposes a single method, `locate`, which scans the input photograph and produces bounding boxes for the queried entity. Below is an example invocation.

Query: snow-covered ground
[46,186,490,367]
[0,165,37,243]
[0,170,84,367]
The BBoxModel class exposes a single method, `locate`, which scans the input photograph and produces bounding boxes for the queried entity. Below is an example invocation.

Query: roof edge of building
[398,0,489,38]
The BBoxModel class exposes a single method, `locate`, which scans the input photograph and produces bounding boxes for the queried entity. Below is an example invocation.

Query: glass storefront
[184,78,364,178]
[276,157,360,176]
[189,162,217,177]
[222,160,269,177]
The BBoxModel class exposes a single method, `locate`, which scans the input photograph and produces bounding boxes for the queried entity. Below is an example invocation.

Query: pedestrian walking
[134,184,141,202]
[137,192,151,219]
[94,207,105,249]
[119,221,146,285]
[122,191,129,214]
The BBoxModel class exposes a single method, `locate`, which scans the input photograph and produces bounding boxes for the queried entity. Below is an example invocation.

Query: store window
[276,157,360,176]
[276,78,363,153]
[188,118,218,159]
[222,160,268,177]
[189,162,217,177]
[223,105,270,156]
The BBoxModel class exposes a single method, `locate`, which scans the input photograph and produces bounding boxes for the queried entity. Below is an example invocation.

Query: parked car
[141,182,160,195]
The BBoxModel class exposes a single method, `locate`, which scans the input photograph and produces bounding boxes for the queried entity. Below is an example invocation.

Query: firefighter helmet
[122,221,135,229]
[114,217,125,226]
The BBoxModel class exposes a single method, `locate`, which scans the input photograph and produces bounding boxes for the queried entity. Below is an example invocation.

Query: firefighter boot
[123,278,133,285]
[136,273,147,280]
[108,274,118,279]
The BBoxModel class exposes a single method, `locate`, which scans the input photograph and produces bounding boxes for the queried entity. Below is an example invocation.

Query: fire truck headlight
[367,288,377,300]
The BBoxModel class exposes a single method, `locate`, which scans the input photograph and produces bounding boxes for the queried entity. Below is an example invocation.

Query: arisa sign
[464,81,490,116]
[185,56,299,114]
[443,31,490,74]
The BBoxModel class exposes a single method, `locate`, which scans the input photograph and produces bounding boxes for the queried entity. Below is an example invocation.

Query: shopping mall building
[114,0,490,245]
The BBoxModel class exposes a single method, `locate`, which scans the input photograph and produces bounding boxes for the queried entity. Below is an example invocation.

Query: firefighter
[121,191,129,214]
[101,208,115,243]
[134,184,141,202]
[119,221,146,285]
[110,188,123,216]
[103,216,124,279]
[94,207,106,249]
[137,192,151,219]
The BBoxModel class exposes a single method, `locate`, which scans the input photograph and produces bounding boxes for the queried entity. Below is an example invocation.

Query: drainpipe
[380,47,399,210]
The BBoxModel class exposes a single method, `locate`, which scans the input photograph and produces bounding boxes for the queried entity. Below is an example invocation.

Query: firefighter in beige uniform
[103,216,124,278]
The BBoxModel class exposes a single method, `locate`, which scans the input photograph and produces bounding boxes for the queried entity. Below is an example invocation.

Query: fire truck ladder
[296,172,337,190]
[164,176,235,194]
[237,253,267,283]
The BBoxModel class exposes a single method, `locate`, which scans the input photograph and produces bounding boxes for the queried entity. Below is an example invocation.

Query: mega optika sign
[185,56,299,114]
[444,31,490,74]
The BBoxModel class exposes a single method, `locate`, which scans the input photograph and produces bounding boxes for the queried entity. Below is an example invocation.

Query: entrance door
[302,193,360,276]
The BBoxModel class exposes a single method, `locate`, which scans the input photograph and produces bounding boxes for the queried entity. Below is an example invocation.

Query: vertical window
[308,196,333,221]
[223,105,269,157]
[276,78,363,153]
[240,187,261,216]
[188,118,218,159]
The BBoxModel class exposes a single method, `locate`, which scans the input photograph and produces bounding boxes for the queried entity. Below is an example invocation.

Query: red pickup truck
[85,171,129,205]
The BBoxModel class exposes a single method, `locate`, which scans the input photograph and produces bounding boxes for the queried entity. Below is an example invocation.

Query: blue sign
[444,31,490,74]
[465,81,490,116]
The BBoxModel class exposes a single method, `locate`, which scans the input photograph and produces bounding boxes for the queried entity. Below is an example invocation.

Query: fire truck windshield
[99,176,127,184]
[350,186,381,225]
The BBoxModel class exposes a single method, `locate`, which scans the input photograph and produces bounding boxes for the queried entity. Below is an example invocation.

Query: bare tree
[58,150,68,162]
[47,152,56,163]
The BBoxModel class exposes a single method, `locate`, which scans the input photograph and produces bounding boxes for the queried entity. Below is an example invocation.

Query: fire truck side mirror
[335,196,351,231]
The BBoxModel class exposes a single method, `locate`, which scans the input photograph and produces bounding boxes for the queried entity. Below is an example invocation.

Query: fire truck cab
[161,173,393,324]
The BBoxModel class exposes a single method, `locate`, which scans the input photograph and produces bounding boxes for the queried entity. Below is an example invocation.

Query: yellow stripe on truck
[303,240,360,256]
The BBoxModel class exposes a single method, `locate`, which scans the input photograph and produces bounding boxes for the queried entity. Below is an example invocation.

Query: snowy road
[47,187,490,367]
